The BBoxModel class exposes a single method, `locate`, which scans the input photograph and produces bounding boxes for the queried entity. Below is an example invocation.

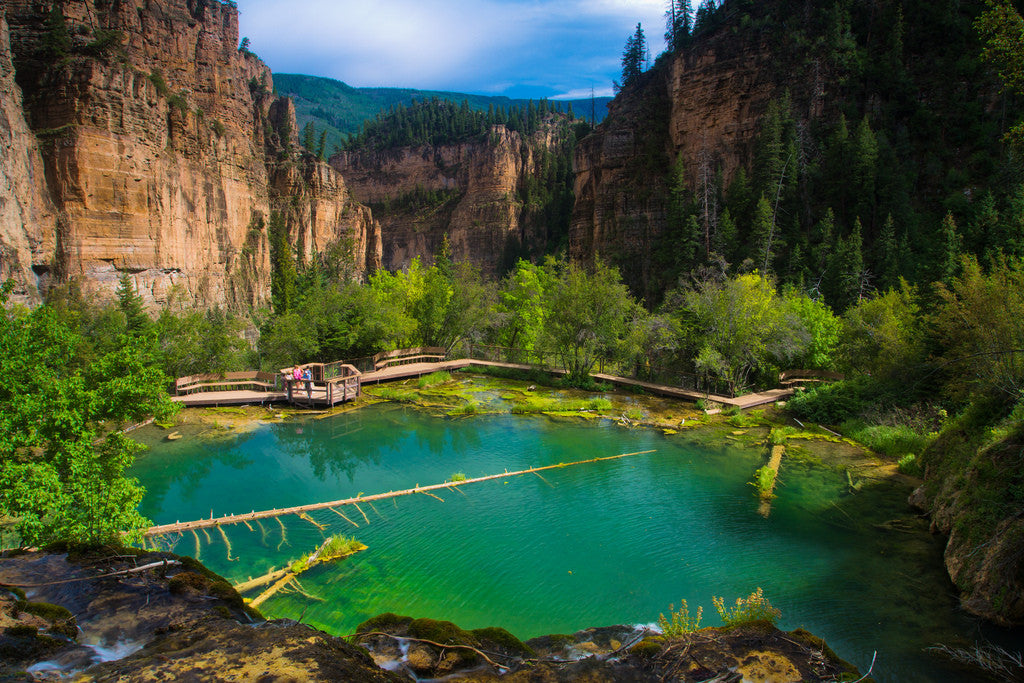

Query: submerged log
[757,445,786,518]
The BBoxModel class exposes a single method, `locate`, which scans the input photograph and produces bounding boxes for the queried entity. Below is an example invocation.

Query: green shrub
[712,588,781,626]
[450,472,468,482]
[658,599,703,635]
[149,69,170,97]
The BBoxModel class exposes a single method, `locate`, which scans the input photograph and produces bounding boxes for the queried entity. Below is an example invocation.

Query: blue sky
[237,0,668,99]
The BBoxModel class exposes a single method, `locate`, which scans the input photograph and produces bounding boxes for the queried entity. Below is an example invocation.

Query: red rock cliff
[1,0,378,308]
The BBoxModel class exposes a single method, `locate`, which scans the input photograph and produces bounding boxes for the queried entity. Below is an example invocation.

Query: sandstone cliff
[571,30,821,301]
[1,0,378,309]
[332,121,573,275]
[0,11,54,305]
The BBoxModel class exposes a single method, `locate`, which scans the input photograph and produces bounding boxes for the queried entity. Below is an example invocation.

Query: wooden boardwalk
[171,357,793,410]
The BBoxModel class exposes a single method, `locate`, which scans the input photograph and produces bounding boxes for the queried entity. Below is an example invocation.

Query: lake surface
[131,400,1000,681]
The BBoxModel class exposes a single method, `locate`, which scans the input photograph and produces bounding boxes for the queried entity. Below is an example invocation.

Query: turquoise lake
[131,396,1008,682]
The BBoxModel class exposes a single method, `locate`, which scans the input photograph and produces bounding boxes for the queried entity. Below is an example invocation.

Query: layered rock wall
[1,0,377,309]
[0,11,54,304]
[332,123,564,275]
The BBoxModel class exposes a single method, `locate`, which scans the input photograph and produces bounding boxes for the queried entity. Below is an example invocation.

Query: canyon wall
[570,29,822,301]
[1,0,377,309]
[331,122,571,275]
[0,11,54,305]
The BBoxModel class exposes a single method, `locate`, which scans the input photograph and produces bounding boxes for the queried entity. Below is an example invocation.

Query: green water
[132,403,1000,681]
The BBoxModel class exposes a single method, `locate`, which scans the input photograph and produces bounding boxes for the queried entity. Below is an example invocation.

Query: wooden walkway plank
[167,354,794,410]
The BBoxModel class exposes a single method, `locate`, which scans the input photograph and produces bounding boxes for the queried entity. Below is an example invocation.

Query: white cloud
[238,0,667,94]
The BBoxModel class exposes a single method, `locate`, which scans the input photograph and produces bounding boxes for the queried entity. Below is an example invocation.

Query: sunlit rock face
[331,122,570,276]
[1,0,378,310]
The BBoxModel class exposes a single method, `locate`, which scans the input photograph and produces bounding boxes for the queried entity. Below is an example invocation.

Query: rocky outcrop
[0,11,54,305]
[332,122,570,275]
[571,27,819,301]
[912,421,1024,626]
[1,0,377,310]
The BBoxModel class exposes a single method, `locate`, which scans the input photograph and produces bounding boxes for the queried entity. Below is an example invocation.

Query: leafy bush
[897,453,921,476]
[786,378,874,424]
[449,472,468,482]
[658,599,703,635]
[712,588,781,626]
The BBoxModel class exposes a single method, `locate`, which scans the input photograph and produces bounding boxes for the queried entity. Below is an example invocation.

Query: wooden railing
[372,346,446,370]
[462,343,738,398]
[175,371,282,395]
[779,369,844,386]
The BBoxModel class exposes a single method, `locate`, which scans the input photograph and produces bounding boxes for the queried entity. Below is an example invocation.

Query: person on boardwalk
[302,367,312,398]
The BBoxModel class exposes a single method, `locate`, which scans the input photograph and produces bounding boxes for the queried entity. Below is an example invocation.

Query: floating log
[142,450,657,537]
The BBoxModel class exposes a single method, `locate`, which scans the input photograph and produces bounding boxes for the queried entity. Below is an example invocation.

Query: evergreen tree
[826,218,866,310]
[301,122,316,153]
[750,194,775,272]
[935,211,961,285]
[693,0,717,35]
[269,211,296,314]
[116,272,150,334]
[665,0,694,51]
[41,6,71,59]
[620,23,647,87]
[876,214,900,291]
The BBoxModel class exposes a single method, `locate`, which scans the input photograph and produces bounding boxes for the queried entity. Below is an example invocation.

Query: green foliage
[82,29,125,59]
[838,282,924,381]
[840,420,933,459]
[149,70,170,97]
[417,371,452,389]
[268,211,296,315]
[0,282,175,546]
[712,588,781,627]
[449,472,468,482]
[932,256,1024,403]
[750,466,776,499]
[541,259,642,382]
[896,453,922,476]
[510,396,612,414]
[116,272,149,335]
[40,6,71,59]
[620,23,648,87]
[977,0,1024,146]
[658,599,703,635]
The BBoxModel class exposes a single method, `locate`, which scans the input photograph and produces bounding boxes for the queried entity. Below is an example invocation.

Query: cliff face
[332,123,569,275]
[571,33,810,301]
[1,0,377,309]
[0,11,54,305]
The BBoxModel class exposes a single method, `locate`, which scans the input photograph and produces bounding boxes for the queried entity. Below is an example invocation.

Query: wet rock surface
[353,613,865,682]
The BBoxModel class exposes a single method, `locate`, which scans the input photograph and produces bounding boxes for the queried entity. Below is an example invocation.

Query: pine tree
[269,212,296,314]
[665,0,694,51]
[935,211,961,285]
[876,214,900,291]
[750,194,775,272]
[620,23,647,87]
[116,272,150,334]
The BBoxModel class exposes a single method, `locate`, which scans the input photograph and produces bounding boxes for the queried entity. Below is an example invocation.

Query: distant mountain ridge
[274,73,611,153]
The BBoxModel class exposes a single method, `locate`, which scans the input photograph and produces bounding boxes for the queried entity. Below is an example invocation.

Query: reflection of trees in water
[271,405,485,484]
[139,430,259,513]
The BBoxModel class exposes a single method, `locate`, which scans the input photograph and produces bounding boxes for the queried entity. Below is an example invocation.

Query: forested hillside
[575,0,1024,309]
[274,73,611,154]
